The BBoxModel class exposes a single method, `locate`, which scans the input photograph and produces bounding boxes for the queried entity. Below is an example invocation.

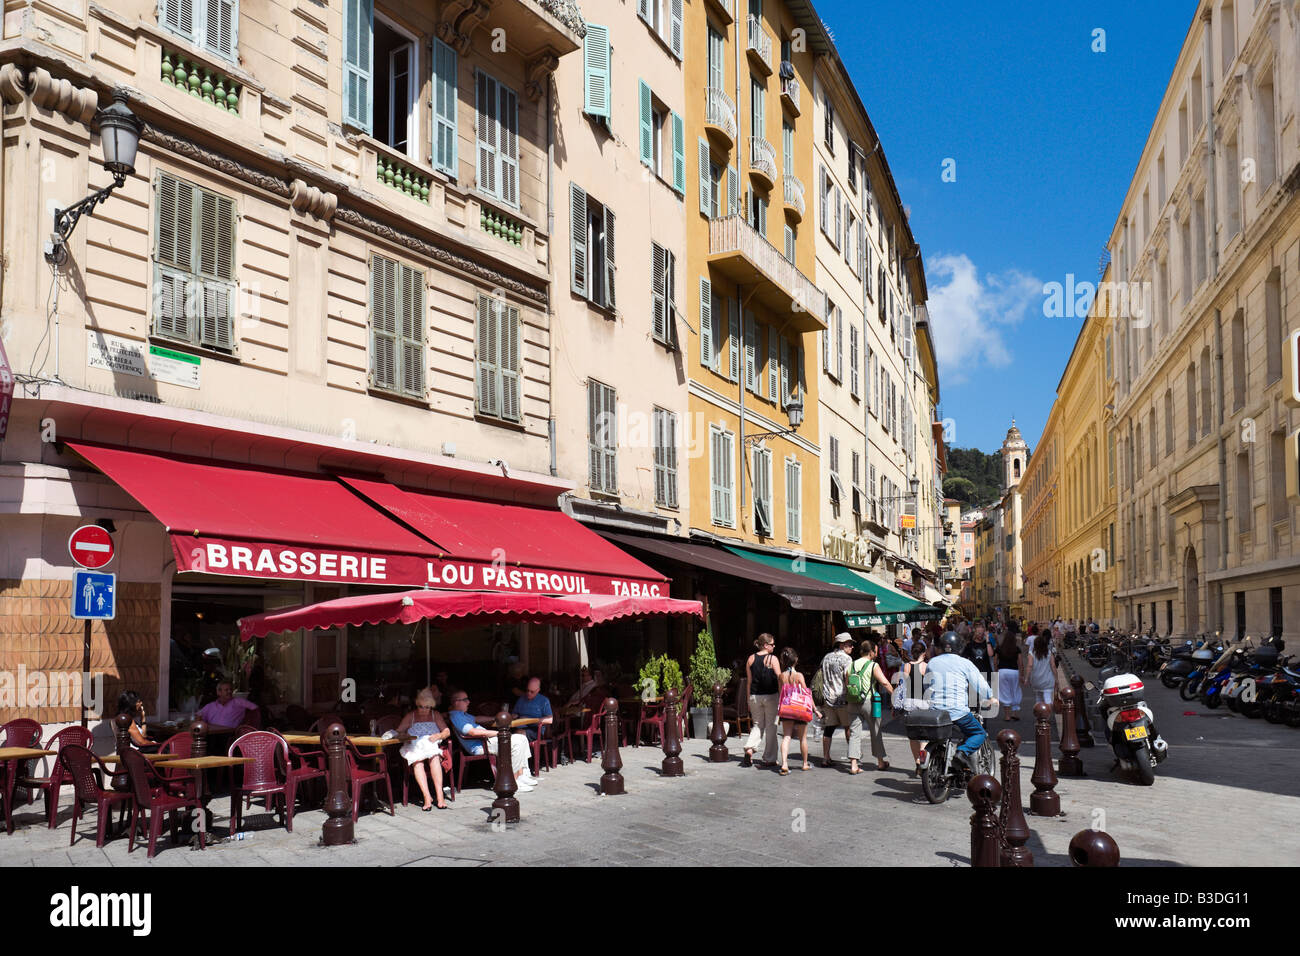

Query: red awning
[339,476,667,597]
[238,589,703,640]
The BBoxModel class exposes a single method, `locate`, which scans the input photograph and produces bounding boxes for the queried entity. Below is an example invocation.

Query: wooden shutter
[399,264,425,397]
[155,171,193,272]
[432,40,458,175]
[819,166,828,232]
[786,458,800,541]
[637,0,651,25]
[727,298,739,382]
[669,0,683,57]
[744,316,756,392]
[822,316,830,372]
[727,164,739,215]
[475,294,500,416]
[197,187,236,351]
[710,429,722,523]
[161,0,199,45]
[699,276,713,368]
[671,112,685,193]
[370,256,397,391]
[835,306,843,381]
[653,409,665,505]
[664,250,677,348]
[602,383,617,491]
[497,83,519,206]
[780,337,789,408]
[154,266,191,342]
[569,182,587,297]
[205,0,237,58]
[652,242,667,342]
[602,204,616,310]
[638,80,653,167]
[768,326,778,398]
[664,412,678,507]
[499,301,521,421]
[583,24,611,119]
[850,325,859,396]
[588,384,604,492]
[698,138,712,216]
[475,71,498,197]
[343,0,373,133]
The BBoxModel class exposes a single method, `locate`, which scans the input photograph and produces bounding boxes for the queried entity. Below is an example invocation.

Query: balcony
[783,174,804,221]
[475,0,583,57]
[749,136,777,190]
[705,0,735,24]
[708,214,826,332]
[780,73,800,115]
[705,87,737,149]
[746,16,772,74]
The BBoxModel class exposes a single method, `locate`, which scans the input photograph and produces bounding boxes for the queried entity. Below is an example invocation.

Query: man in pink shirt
[197,680,258,728]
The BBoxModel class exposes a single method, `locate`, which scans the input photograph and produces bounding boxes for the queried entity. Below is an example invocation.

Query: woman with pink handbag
[777,648,822,775]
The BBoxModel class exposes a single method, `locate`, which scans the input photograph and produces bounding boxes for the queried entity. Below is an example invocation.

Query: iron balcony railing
[781,75,800,112]
[783,173,804,217]
[749,135,777,183]
[746,16,771,67]
[705,86,737,142]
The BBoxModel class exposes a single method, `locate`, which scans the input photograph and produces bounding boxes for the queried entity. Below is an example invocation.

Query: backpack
[846,658,873,705]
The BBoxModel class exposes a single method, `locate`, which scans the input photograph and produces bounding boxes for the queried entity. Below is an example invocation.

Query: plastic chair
[20,726,93,827]
[58,745,132,848]
[344,739,394,822]
[451,730,497,793]
[0,718,42,749]
[570,708,605,762]
[154,732,197,800]
[227,731,293,835]
[0,718,43,833]
[122,747,203,858]
[634,698,667,747]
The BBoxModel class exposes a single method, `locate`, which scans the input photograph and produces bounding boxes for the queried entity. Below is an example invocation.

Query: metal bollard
[320,721,353,846]
[1029,701,1060,816]
[1069,829,1120,866]
[1057,687,1085,777]
[967,774,1002,868]
[491,709,520,824]
[599,698,625,795]
[997,729,1034,867]
[709,683,729,763]
[661,687,684,777]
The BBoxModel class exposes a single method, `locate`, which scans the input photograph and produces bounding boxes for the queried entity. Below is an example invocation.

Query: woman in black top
[994,623,1025,721]
[742,634,781,767]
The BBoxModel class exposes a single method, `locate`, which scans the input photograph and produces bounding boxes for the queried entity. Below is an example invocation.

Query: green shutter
[432,39,458,175]
[638,80,653,167]
[698,138,711,216]
[475,295,499,416]
[671,111,685,193]
[728,298,739,383]
[699,276,713,369]
[343,0,373,133]
[583,24,610,119]
[569,182,587,297]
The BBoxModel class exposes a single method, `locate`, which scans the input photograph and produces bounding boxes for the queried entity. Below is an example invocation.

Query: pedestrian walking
[892,646,929,775]
[742,633,781,768]
[1027,630,1057,706]
[819,633,857,769]
[777,648,819,774]
[847,639,894,772]
[962,623,995,683]
[995,621,1024,720]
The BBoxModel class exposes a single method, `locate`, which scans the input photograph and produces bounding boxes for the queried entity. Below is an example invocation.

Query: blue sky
[819,1,1195,454]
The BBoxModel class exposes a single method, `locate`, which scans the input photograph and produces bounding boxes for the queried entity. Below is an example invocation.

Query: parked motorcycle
[1095,667,1168,785]
[906,705,997,804]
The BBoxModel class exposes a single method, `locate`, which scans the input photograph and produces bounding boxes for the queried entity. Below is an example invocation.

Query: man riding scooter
[923,630,996,771]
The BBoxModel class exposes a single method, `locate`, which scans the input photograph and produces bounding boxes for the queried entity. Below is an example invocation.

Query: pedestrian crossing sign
[72,570,116,620]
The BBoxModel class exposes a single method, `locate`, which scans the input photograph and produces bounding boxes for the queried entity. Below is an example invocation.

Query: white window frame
[653,406,679,508]
[160,0,239,62]
[376,12,419,159]
[710,424,736,528]
[785,455,801,543]
[752,444,773,537]
[588,379,618,495]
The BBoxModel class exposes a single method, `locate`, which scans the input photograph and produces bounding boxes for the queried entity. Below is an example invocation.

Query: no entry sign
[68,525,115,569]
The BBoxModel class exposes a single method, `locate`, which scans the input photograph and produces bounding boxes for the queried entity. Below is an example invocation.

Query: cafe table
[279,733,405,751]
[478,716,540,729]
[154,755,252,847]
[0,748,56,835]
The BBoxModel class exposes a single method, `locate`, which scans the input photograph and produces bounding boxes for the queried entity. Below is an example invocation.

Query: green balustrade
[479,207,524,247]
[375,155,431,202]
[161,50,242,115]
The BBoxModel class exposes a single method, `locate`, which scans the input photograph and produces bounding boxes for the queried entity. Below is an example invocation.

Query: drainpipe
[546,74,557,477]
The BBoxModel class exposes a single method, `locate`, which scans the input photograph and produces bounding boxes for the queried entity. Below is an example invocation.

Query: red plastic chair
[0,718,42,833]
[155,732,197,800]
[570,708,606,762]
[20,726,93,827]
[59,745,132,848]
[634,698,667,747]
[227,731,294,835]
[122,747,203,858]
[344,739,394,822]
[450,729,497,793]
[0,718,42,748]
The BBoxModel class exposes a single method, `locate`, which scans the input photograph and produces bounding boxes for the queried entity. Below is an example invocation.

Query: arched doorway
[1184,548,1200,635]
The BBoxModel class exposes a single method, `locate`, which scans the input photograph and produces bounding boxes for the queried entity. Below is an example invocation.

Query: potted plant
[635,654,683,702]
[688,630,726,738]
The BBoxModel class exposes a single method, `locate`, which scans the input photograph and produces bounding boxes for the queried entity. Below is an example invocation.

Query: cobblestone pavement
[3,661,1297,867]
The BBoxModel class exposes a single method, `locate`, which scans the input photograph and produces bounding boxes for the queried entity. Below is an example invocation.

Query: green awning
[720,545,941,626]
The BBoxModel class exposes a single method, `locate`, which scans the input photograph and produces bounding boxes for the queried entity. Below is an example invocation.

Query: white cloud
[926,254,1042,386]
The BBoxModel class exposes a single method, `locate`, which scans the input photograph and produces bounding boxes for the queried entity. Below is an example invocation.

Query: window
[374,18,416,155]
[752,445,773,536]
[869,464,877,521]
[849,324,859,398]
[1231,308,1246,410]
[1266,268,1282,383]
[1107,431,1115,487]
[751,75,765,143]
[767,326,779,400]
[851,450,862,516]
[432,39,458,174]
[783,224,795,263]
[1236,451,1252,534]
[161,0,237,60]
[1273,431,1289,524]
[1200,347,1212,438]
[698,278,731,377]
[819,166,832,240]
[785,457,801,542]
[782,123,794,179]
[475,294,521,421]
[744,312,759,393]
[1164,389,1174,454]
[569,183,616,309]
[1256,67,1276,188]
[779,336,790,407]
[707,27,725,92]
[152,170,237,353]
[747,189,768,236]
[637,0,683,58]
[588,380,618,494]
[831,300,843,381]
[582,24,611,122]
[653,407,678,508]
[369,255,426,398]
[822,89,834,152]
[651,242,679,348]
[844,207,857,270]
[710,425,735,527]
[1223,135,1241,240]
[640,81,684,193]
[1186,363,1198,445]
[847,142,858,192]
[475,70,519,207]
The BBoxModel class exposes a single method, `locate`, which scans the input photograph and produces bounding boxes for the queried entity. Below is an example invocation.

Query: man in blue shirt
[448,690,537,791]
[923,631,995,770]
[512,678,553,742]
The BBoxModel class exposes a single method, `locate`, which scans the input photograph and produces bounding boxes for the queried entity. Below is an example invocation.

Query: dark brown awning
[601,533,877,614]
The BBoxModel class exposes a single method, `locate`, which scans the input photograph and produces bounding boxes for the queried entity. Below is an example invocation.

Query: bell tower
[1001,420,1028,491]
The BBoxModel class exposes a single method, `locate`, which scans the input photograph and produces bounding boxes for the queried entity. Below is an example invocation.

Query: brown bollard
[661,687,684,777]
[968,774,1003,867]
[320,721,353,846]
[1057,687,1085,776]
[996,729,1034,867]
[709,683,729,762]
[113,711,133,755]
[491,709,520,824]
[1068,829,1121,867]
[1029,702,1060,816]
[599,698,625,795]
[1071,674,1094,747]
[190,719,208,758]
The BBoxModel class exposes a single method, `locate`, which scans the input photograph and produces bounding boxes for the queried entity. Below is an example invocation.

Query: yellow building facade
[683,0,826,549]
[1021,405,1059,622]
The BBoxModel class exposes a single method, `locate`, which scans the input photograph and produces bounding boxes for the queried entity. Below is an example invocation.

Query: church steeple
[1001,419,1028,491]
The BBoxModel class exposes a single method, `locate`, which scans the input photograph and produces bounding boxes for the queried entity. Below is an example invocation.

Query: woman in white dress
[1026,631,1058,707]
[397,686,451,810]
[995,623,1024,720]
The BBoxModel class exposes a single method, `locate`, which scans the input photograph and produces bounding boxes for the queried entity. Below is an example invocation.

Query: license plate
[1124,726,1148,741]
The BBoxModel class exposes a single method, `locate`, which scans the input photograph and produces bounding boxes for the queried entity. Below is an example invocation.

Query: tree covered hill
[942,447,1009,509]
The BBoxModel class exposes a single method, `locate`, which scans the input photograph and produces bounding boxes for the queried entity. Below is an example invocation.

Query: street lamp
[46,90,141,265]
[745,393,804,444]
